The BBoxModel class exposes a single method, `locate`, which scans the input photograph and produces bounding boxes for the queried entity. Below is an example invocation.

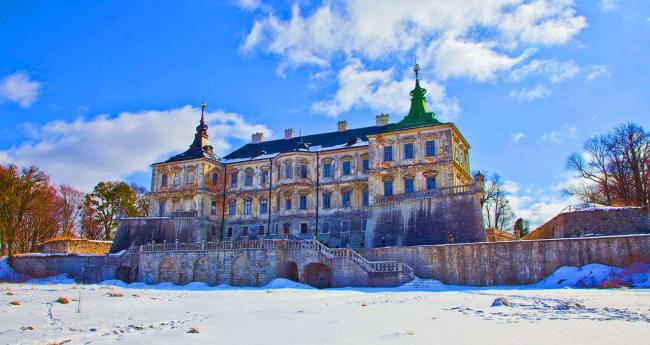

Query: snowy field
[0,280,649,345]
[1,260,650,345]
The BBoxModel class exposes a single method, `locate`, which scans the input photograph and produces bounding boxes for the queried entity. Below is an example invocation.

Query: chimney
[337,120,348,132]
[376,113,390,126]
[284,128,294,140]
[251,132,264,144]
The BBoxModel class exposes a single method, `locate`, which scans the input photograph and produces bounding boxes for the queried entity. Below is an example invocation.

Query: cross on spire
[413,62,420,79]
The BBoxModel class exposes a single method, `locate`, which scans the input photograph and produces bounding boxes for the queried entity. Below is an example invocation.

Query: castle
[111,66,485,253]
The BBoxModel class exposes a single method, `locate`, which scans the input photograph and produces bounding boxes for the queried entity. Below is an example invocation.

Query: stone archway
[278,261,299,282]
[158,257,177,283]
[115,266,131,283]
[303,263,332,289]
[230,254,254,287]
[192,256,211,283]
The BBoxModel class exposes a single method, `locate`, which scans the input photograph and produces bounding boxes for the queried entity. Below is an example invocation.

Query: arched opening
[192,256,210,283]
[278,261,299,282]
[303,263,332,289]
[115,266,131,283]
[231,254,255,287]
[158,257,177,283]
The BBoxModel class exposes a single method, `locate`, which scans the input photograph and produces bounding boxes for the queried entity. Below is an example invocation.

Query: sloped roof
[164,145,219,163]
[222,125,388,161]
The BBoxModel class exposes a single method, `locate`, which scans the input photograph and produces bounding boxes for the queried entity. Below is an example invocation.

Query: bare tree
[482,173,516,230]
[564,122,649,207]
[56,184,85,237]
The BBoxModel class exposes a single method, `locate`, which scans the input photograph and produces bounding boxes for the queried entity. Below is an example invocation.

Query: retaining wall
[359,234,650,286]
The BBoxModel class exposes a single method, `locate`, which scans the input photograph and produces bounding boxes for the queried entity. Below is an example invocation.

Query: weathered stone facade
[523,206,650,240]
[113,70,485,251]
[12,235,650,288]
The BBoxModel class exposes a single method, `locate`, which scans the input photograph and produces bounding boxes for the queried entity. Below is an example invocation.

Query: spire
[388,63,440,131]
[190,102,210,151]
[407,62,429,118]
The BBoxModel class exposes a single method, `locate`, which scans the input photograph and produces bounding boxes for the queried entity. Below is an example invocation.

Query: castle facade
[113,68,485,252]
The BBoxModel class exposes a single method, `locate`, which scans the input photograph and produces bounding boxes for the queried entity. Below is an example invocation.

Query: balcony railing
[374,184,473,204]
[171,210,198,218]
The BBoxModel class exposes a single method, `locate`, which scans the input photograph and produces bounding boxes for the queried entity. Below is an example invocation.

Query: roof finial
[200,102,206,124]
[413,61,420,80]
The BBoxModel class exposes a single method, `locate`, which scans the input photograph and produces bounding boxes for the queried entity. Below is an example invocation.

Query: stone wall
[37,239,112,255]
[359,234,650,286]
[524,207,650,240]
[365,186,485,247]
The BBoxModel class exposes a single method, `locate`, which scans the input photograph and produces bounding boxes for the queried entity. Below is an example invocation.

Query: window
[404,143,414,159]
[227,227,233,237]
[260,170,268,184]
[283,223,291,235]
[426,140,436,156]
[300,164,308,178]
[362,159,369,173]
[161,174,168,187]
[228,200,236,215]
[321,222,330,233]
[426,176,437,190]
[342,190,351,208]
[210,200,217,215]
[285,196,292,210]
[342,161,351,175]
[259,199,268,214]
[242,226,249,237]
[384,180,393,196]
[158,200,166,216]
[258,225,265,236]
[173,173,181,185]
[243,199,252,214]
[211,172,218,186]
[323,163,332,178]
[244,171,253,186]
[383,146,393,162]
[323,192,331,209]
[230,172,238,188]
[404,178,415,193]
[362,220,367,231]
[211,226,217,236]
[300,223,308,234]
[341,220,351,232]
[299,195,307,209]
[362,190,369,206]
[284,163,293,179]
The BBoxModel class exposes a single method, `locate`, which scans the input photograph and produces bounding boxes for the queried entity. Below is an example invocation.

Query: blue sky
[1,0,649,226]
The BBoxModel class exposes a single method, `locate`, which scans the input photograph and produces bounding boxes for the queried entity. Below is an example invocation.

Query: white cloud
[510,59,580,83]
[505,180,576,228]
[235,0,262,10]
[311,59,459,120]
[1,106,271,191]
[242,1,586,78]
[509,84,550,102]
[509,132,526,144]
[584,64,611,80]
[0,72,41,108]
[541,123,577,143]
[598,0,618,12]
[422,35,532,81]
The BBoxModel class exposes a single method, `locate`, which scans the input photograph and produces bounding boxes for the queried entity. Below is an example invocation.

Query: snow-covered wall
[359,234,650,286]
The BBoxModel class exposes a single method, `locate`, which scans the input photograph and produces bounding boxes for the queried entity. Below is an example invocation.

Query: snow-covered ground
[1,259,650,345]
[0,280,648,345]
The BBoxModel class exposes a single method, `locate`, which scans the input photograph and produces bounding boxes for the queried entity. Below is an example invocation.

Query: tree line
[0,164,148,260]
